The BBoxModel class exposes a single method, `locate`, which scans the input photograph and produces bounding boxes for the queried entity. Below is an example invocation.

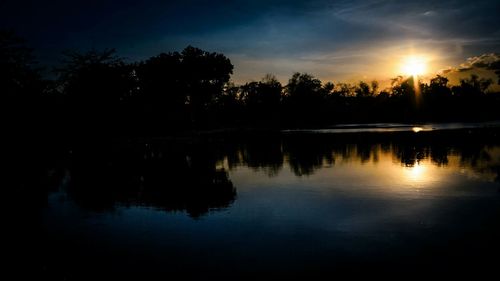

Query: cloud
[440,53,500,84]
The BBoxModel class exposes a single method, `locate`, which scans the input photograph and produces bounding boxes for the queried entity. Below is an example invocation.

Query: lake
[9,126,500,279]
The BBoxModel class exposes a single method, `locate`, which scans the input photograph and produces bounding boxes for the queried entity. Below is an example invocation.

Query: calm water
[9,128,500,279]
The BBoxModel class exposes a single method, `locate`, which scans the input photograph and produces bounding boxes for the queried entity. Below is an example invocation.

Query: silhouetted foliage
[0,30,49,136]
[283,72,329,126]
[355,81,372,98]
[133,51,188,132]
[54,49,135,136]
[132,46,233,130]
[3,31,500,136]
[458,74,492,97]
[180,46,233,114]
[240,74,282,126]
[0,30,42,98]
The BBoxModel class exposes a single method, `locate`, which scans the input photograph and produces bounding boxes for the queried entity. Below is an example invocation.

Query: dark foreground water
[8,127,500,279]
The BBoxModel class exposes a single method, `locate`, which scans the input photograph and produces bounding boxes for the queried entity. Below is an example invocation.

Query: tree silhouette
[3,30,500,133]
[1,30,49,137]
[419,75,452,120]
[333,82,355,98]
[135,52,185,108]
[322,81,335,96]
[452,74,492,98]
[0,30,42,99]
[283,72,327,126]
[355,81,372,98]
[55,48,135,135]
[56,48,132,103]
[134,51,188,132]
[210,81,243,126]
[134,46,233,129]
[180,46,233,127]
[240,74,282,125]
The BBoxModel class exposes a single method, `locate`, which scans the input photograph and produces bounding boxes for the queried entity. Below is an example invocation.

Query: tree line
[2,30,500,137]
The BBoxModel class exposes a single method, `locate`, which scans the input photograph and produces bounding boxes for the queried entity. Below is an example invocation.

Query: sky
[1,0,500,87]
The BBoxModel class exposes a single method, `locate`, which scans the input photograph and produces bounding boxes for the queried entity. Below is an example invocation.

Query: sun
[401,56,427,77]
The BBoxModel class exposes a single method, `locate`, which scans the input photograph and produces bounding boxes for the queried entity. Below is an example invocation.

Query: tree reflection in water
[223,130,500,181]
[65,142,236,218]
[9,128,500,217]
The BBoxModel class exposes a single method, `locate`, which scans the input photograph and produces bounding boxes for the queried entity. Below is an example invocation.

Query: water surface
[10,129,500,279]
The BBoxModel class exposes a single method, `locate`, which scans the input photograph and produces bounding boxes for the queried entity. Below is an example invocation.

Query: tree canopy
[3,31,500,137]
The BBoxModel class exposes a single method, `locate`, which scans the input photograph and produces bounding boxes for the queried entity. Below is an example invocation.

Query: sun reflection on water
[412,127,423,133]
[229,141,500,196]
[403,164,427,182]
